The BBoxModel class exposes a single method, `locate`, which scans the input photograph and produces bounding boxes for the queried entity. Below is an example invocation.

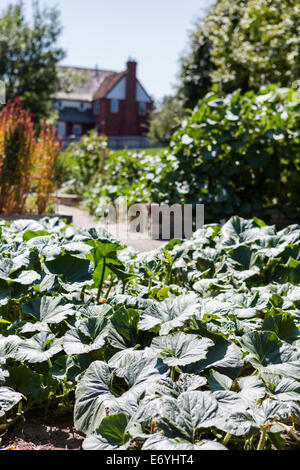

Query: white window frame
[111,99,119,114]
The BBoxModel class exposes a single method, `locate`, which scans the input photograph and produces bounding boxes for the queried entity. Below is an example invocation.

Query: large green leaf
[138,294,201,335]
[82,413,132,450]
[23,230,51,241]
[85,239,124,286]
[6,365,54,403]
[74,361,122,434]
[239,330,300,373]
[236,375,266,405]
[184,325,244,378]
[251,398,300,425]
[142,435,227,450]
[151,332,214,367]
[107,307,140,350]
[45,254,93,283]
[63,314,111,355]
[260,372,300,401]
[21,296,77,324]
[114,352,168,390]
[208,370,233,391]
[13,331,63,363]
[262,314,300,343]
[220,217,274,248]
[153,391,219,441]
[0,335,22,361]
[0,386,23,418]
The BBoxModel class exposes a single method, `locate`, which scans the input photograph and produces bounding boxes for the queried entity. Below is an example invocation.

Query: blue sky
[2,0,213,102]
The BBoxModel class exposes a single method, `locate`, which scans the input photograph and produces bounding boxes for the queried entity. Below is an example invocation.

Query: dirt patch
[0,414,84,451]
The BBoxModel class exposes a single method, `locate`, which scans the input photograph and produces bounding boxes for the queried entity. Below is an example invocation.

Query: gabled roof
[54,63,153,104]
[93,71,126,100]
[54,66,117,102]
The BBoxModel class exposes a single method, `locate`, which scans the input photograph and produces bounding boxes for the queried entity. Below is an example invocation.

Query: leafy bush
[178,0,300,109]
[85,148,165,217]
[56,130,109,194]
[156,85,300,222]
[0,98,62,214]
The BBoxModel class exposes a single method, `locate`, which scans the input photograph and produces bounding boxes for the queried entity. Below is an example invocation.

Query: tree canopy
[0,0,66,124]
[178,0,300,110]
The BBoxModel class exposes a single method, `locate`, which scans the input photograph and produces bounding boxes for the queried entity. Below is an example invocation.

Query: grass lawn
[110,147,166,158]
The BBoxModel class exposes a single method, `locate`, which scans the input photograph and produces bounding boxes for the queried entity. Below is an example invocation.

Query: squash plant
[0,215,299,451]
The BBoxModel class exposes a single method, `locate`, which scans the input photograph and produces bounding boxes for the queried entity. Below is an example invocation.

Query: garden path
[57,203,166,252]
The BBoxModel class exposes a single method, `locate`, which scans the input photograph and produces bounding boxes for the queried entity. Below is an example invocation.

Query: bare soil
[0,414,84,451]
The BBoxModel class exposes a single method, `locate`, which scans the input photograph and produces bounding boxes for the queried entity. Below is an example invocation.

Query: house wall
[93,97,152,137]
[65,122,93,136]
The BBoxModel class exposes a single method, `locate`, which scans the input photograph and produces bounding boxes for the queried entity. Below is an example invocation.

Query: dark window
[111,99,119,113]
[72,124,82,136]
[95,101,101,114]
[139,102,147,116]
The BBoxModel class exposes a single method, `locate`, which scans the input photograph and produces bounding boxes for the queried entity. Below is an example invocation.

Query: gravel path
[58,203,166,252]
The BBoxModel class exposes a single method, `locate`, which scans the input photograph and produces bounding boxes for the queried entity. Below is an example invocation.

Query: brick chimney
[125,58,137,135]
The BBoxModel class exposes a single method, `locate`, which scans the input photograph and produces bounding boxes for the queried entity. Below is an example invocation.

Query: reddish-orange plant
[0,98,62,214]
[32,119,63,214]
[0,98,36,213]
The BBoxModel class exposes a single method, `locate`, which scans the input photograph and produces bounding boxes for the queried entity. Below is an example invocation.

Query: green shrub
[56,130,108,194]
[85,148,165,217]
[156,84,300,222]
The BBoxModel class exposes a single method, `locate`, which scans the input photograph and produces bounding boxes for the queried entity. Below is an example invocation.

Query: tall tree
[178,17,214,110]
[178,0,300,110]
[147,96,186,145]
[0,0,66,124]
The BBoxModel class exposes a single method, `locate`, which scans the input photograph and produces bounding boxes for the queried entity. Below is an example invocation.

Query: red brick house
[53,59,153,148]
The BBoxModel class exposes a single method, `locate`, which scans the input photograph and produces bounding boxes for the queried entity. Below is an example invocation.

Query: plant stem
[0,401,33,431]
[104,275,114,299]
[222,433,232,446]
[17,401,22,416]
[278,423,300,443]
[165,264,172,285]
[97,258,106,301]
[257,426,267,450]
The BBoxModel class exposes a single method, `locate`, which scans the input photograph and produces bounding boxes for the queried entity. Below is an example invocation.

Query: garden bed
[0,215,299,451]
[0,413,84,451]
[0,213,73,224]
